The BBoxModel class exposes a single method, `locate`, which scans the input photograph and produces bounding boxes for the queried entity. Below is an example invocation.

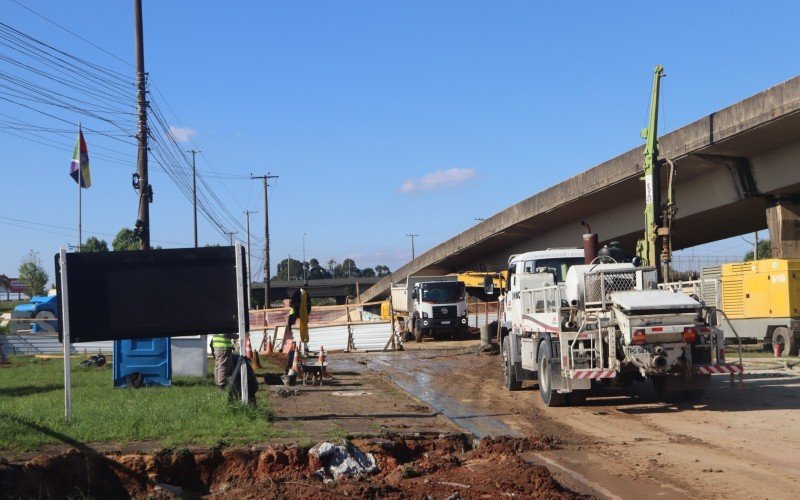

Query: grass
[0,355,282,451]
[0,300,24,314]
[324,422,349,441]
[731,343,800,360]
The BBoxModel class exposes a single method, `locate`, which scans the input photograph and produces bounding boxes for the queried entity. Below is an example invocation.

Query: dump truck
[389,276,468,342]
[498,249,743,406]
[680,259,800,357]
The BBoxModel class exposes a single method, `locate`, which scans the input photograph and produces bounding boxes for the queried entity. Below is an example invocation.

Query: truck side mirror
[483,275,494,295]
[411,290,417,300]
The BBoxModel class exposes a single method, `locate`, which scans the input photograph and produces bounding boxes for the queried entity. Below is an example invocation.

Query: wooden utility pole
[134,0,151,250]
[225,231,236,246]
[251,173,279,306]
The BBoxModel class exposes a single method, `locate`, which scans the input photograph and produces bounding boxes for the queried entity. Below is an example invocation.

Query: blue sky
[2,1,797,283]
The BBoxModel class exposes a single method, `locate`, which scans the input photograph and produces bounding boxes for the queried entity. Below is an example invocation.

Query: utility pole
[251,173,279,307]
[225,231,235,246]
[406,233,419,259]
[302,232,307,283]
[133,0,151,250]
[287,254,292,280]
[754,231,759,260]
[187,149,200,247]
[244,210,257,285]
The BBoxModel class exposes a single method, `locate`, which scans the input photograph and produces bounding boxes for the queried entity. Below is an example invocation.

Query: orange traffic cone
[266,335,274,354]
[318,346,327,380]
[291,341,302,376]
[245,335,253,360]
[244,335,262,369]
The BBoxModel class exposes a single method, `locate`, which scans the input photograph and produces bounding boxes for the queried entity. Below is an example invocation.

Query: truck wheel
[566,390,588,405]
[502,336,522,391]
[772,327,798,357]
[538,341,566,407]
[652,375,668,401]
[682,374,711,402]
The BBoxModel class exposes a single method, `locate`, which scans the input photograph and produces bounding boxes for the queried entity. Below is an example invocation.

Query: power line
[9,0,135,70]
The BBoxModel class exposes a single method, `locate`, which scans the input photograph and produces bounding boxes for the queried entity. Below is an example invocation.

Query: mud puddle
[361,348,699,499]
[366,354,520,439]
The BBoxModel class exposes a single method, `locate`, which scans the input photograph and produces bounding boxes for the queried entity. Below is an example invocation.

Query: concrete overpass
[251,277,381,306]
[362,75,800,302]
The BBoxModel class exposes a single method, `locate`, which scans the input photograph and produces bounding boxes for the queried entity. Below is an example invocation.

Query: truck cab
[412,280,468,341]
[500,248,585,335]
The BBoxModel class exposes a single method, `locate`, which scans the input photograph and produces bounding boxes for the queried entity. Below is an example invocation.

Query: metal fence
[670,255,742,275]
[0,334,112,355]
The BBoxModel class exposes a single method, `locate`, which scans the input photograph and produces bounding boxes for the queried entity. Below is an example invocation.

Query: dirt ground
[4,341,799,498]
[0,349,582,499]
[361,340,800,499]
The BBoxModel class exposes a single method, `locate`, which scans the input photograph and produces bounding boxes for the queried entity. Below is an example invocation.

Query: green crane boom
[636,65,672,281]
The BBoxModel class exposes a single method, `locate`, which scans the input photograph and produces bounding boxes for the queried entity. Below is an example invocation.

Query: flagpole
[77,125,82,252]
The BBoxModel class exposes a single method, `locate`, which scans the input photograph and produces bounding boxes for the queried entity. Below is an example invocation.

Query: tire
[653,375,708,403]
[502,336,522,391]
[652,375,668,401]
[566,390,588,405]
[681,388,706,402]
[537,340,566,407]
[772,327,798,357]
[412,314,423,343]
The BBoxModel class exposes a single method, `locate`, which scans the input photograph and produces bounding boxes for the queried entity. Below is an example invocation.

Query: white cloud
[398,167,477,193]
[166,126,197,143]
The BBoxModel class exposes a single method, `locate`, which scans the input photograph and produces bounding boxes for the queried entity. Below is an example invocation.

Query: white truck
[391,276,469,342]
[499,249,743,406]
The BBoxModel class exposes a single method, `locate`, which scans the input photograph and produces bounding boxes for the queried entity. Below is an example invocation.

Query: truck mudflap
[566,368,617,380]
[695,363,744,375]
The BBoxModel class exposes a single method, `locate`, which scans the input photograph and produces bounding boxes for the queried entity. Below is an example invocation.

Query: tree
[375,265,391,277]
[361,267,376,277]
[744,239,772,261]
[112,228,140,251]
[275,257,304,280]
[19,251,48,297]
[307,258,330,280]
[82,236,108,252]
[334,258,361,278]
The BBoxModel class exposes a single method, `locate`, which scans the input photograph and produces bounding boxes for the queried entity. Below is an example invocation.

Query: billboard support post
[59,247,72,420]
[235,241,248,404]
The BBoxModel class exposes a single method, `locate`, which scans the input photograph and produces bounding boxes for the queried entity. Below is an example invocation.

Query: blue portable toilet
[113,337,172,387]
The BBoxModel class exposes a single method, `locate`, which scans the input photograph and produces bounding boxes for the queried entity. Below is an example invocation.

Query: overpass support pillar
[766,197,800,259]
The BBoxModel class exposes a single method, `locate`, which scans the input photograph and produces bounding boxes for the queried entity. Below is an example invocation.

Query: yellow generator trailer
[705,259,800,356]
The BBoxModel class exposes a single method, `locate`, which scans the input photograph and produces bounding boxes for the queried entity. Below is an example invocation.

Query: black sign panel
[56,246,247,343]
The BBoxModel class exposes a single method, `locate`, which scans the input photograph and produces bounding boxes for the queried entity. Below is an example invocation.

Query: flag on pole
[69,127,91,188]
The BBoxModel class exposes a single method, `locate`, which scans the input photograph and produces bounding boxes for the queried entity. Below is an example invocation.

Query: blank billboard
[56,246,247,343]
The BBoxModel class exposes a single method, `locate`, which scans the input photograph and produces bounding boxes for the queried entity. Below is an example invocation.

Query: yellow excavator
[457,271,507,302]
